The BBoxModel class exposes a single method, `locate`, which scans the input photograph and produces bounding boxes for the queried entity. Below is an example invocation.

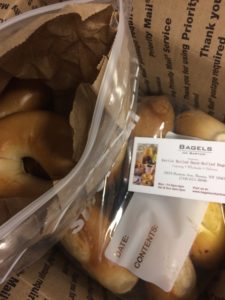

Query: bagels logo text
[179,144,213,152]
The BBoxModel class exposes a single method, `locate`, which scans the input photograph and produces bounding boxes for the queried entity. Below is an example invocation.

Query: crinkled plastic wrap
[0,0,139,284]
[61,94,225,300]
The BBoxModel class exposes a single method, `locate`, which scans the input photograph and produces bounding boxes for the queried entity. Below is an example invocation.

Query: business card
[128,137,225,203]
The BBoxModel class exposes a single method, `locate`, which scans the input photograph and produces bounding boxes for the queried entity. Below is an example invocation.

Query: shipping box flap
[131,0,225,121]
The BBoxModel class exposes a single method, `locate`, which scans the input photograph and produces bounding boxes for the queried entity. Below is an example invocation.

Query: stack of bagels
[1,76,225,299]
[0,78,75,225]
[61,95,225,300]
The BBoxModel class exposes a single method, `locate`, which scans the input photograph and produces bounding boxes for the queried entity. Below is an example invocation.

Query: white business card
[128,137,225,203]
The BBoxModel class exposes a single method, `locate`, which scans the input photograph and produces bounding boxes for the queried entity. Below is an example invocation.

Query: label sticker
[106,135,208,291]
[105,193,207,291]
[129,137,225,203]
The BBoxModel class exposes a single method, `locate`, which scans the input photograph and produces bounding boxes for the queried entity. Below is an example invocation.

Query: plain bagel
[0,110,74,198]
[0,79,52,119]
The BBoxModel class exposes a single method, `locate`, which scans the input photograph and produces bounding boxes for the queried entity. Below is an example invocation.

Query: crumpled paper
[0,3,115,91]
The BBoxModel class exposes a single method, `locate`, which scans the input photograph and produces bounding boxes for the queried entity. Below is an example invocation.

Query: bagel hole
[22,157,51,180]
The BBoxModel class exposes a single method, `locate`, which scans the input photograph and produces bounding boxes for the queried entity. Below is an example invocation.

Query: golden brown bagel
[132,95,174,138]
[144,257,197,300]
[175,110,225,141]
[190,203,225,270]
[0,78,52,119]
[175,111,225,269]
[62,195,138,295]
[0,110,74,198]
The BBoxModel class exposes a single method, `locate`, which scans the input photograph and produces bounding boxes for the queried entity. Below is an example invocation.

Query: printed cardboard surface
[130,0,225,122]
[1,0,225,299]
[0,1,45,23]
[0,248,121,300]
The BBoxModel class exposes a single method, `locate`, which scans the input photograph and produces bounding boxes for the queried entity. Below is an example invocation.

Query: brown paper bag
[0,3,115,91]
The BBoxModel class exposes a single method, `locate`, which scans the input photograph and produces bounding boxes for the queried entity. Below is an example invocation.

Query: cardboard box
[2,0,225,299]
[0,1,46,23]
[130,0,225,121]
[0,247,121,300]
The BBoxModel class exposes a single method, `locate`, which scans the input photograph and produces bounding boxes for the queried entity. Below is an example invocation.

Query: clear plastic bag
[61,95,225,300]
[0,0,139,284]
[55,0,225,297]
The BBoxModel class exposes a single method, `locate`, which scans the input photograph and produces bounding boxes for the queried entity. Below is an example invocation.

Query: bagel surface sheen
[0,110,74,198]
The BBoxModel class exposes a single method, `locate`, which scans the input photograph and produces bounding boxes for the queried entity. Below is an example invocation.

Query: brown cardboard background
[0,248,121,300]
[0,1,45,23]
[131,0,225,122]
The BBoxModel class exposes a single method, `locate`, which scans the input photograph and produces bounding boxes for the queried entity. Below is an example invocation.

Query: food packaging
[0,0,139,285]
[60,1,225,299]
[2,0,225,299]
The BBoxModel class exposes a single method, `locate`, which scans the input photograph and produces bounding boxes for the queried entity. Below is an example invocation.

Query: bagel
[175,110,225,141]
[175,111,225,269]
[61,194,138,295]
[132,95,174,138]
[0,110,74,198]
[61,96,175,295]
[0,78,52,119]
[190,203,225,270]
[144,257,197,300]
